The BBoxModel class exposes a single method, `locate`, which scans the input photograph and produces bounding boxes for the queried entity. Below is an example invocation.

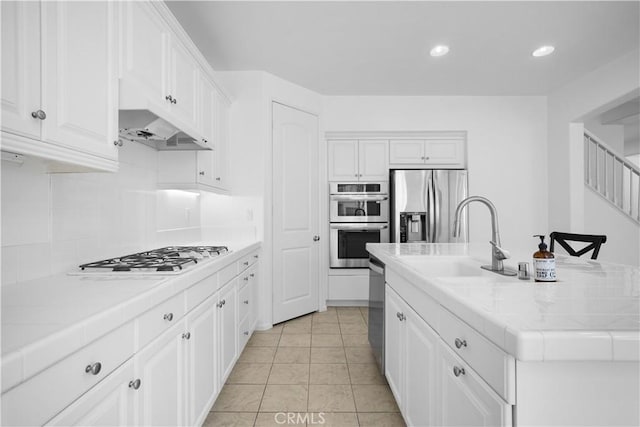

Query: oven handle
[330,195,389,202]
[330,224,389,231]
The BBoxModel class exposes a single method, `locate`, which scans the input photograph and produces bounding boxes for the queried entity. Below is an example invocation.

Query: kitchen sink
[400,256,484,277]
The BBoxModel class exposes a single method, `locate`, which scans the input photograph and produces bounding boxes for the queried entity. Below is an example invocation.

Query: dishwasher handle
[369,257,385,275]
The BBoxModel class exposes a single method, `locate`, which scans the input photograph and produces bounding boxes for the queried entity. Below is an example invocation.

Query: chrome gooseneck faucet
[453,196,517,276]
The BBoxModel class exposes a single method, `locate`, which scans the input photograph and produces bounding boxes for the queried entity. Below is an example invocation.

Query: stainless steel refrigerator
[390,169,469,243]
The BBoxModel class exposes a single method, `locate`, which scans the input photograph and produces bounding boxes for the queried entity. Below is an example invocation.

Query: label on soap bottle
[533,258,556,282]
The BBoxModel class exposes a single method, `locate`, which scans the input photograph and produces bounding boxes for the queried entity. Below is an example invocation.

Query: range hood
[118,109,211,151]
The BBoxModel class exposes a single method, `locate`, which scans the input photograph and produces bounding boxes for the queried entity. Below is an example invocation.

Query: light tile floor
[204,306,406,427]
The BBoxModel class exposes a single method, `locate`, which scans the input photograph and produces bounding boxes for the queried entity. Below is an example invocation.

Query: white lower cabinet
[47,361,136,426]
[217,279,238,387]
[438,344,511,427]
[385,284,511,427]
[385,285,438,427]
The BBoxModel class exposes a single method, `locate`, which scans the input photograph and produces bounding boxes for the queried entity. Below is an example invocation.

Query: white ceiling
[166,1,640,96]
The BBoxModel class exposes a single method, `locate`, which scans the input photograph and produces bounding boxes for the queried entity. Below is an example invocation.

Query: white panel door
[41,1,118,160]
[328,140,358,181]
[359,140,389,181]
[1,1,41,139]
[272,102,320,323]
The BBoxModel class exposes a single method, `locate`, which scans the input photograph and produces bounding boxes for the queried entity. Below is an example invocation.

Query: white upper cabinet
[1,0,119,172]
[167,37,199,131]
[1,1,41,140]
[120,1,201,138]
[390,139,466,168]
[119,1,167,113]
[328,139,389,181]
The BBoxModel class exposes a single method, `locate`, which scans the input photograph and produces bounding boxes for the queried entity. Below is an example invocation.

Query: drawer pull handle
[85,362,102,375]
[182,332,191,340]
[243,300,249,304]
[454,338,467,349]
[163,313,174,322]
[128,379,141,390]
[453,366,465,377]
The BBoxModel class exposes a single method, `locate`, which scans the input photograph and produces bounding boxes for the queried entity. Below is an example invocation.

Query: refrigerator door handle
[433,174,441,242]
[426,172,436,242]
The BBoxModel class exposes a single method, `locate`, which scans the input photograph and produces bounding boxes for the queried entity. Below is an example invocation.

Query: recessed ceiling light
[532,45,555,57]
[430,45,450,57]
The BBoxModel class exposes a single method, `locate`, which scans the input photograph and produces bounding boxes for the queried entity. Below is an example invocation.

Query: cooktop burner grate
[79,246,229,272]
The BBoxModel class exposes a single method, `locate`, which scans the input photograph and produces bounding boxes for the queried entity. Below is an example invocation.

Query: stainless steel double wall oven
[329,182,389,268]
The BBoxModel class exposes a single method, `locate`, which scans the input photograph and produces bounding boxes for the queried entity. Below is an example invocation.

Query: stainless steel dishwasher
[368,255,385,373]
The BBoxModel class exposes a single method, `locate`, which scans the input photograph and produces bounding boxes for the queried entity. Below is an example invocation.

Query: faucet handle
[490,241,511,260]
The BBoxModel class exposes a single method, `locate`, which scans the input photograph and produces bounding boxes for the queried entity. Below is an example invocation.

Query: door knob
[313,235,320,241]
[31,109,46,120]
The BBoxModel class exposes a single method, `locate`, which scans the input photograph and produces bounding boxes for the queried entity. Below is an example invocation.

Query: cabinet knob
[243,261,249,266]
[425,156,430,161]
[163,313,174,322]
[165,94,173,102]
[216,177,221,181]
[354,174,358,177]
[454,338,467,349]
[217,301,223,308]
[31,109,46,120]
[244,276,249,281]
[243,331,249,336]
[172,98,177,104]
[128,379,141,390]
[202,139,208,144]
[396,312,405,321]
[250,273,255,278]
[313,235,320,241]
[113,140,123,147]
[85,362,102,375]
[199,171,205,176]
[222,299,226,305]
[253,255,259,259]
[182,332,191,340]
[453,366,466,377]
[243,300,249,305]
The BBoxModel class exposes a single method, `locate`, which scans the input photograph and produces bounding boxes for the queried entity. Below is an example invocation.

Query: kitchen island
[367,243,639,427]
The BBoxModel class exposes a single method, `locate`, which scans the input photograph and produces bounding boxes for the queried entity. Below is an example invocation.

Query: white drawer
[239,251,259,272]
[1,322,135,426]
[238,316,252,352]
[218,261,238,287]
[439,307,515,403]
[137,293,185,349]
[238,278,252,325]
[185,273,218,312]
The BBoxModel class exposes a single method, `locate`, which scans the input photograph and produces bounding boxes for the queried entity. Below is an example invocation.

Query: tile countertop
[1,241,261,393]
[367,243,640,362]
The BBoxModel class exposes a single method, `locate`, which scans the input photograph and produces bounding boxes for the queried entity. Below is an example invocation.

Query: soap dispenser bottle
[533,235,556,282]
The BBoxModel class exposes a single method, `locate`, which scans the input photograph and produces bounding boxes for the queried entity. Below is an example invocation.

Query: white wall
[547,50,640,265]
[217,71,324,329]
[1,142,202,285]
[323,96,548,256]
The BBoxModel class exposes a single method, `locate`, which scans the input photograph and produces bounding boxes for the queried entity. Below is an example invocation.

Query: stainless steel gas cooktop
[72,246,229,275]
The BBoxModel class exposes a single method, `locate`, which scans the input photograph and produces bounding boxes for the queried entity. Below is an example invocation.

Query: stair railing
[584,130,640,223]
